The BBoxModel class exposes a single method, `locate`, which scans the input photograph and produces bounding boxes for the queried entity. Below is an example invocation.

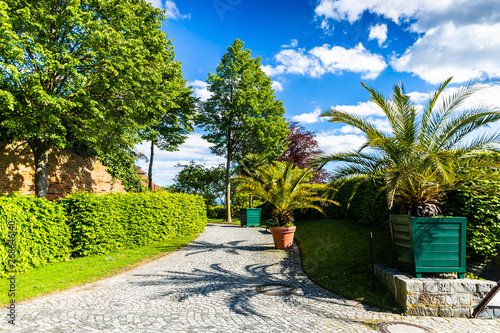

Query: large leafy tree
[170,161,225,206]
[196,39,288,222]
[142,82,197,190]
[277,122,329,183]
[320,77,500,217]
[0,0,183,197]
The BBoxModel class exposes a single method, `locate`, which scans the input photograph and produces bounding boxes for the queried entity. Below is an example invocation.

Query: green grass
[0,234,198,306]
[294,219,403,312]
[208,218,241,225]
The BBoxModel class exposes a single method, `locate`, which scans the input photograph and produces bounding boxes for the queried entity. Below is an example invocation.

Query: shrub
[442,182,500,258]
[0,194,71,276]
[207,205,241,219]
[61,191,207,257]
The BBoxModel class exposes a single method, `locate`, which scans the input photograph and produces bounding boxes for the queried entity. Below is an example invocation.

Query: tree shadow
[182,239,276,256]
[129,252,372,324]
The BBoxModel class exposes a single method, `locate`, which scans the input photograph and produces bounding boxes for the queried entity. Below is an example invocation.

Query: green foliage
[60,192,207,257]
[442,183,500,258]
[0,194,71,277]
[171,161,225,206]
[0,0,185,197]
[320,77,500,217]
[236,161,338,226]
[196,38,289,221]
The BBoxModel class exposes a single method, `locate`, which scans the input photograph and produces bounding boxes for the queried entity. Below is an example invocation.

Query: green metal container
[389,215,467,278]
[240,208,262,227]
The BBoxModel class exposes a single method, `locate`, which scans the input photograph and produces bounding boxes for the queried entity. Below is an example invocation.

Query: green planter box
[240,208,262,227]
[389,215,467,278]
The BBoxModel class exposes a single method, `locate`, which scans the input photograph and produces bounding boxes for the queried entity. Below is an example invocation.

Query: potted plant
[319,76,500,277]
[235,161,338,249]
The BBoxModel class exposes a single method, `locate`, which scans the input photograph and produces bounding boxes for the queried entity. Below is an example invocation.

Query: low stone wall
[375,265,496,317]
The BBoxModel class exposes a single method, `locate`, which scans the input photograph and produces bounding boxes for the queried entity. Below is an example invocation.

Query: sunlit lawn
[0,234,198,306]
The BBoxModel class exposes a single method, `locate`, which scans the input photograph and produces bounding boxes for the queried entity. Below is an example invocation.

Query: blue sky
[136,0,500,186]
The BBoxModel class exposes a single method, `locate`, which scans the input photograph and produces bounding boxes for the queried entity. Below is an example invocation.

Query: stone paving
[2,223,500,332]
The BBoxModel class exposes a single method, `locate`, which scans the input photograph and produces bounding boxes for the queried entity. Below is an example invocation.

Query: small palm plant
[319,77,500,217]
[235,161,338,226]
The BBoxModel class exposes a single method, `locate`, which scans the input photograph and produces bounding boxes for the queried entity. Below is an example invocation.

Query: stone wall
[375,265,496,317]
[0,142,126,200]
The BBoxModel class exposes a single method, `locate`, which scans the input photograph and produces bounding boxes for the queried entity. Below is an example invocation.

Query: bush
[442,182,500,258]
[0,194,71,276]
[207,205,241,219]
[61,191,207,257]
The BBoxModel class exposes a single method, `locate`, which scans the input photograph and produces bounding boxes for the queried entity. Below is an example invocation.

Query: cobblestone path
[3,224,500,332]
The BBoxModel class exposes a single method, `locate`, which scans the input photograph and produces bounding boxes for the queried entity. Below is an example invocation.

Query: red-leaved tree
[277,122,330,183]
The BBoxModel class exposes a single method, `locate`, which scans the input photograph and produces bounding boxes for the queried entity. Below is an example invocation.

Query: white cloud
[314,1,500,84]
[188,80,212,102]
[314,0,452,25]
[292,108,325,124]
[391,22,500,84]
[339,125,363,134]
[368,24,388,47]
[149,0,190,20]
[261,64,286,76]
[329,101,385,117]
[281,39,298,48]
[135,133,225,186]
[316,132,366,154]
[408,91,429,104]
[265,43,386,80]
[272,81,284,92]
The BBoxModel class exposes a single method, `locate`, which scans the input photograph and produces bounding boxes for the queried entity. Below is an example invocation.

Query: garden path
[3,223,500,332]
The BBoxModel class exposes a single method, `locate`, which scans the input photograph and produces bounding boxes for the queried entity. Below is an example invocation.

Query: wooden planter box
[240,208,262,227]
[389,215,467,278]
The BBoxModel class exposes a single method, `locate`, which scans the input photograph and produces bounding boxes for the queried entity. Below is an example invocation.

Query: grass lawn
[0,234,198,306]
[208,218,241,225]
[294,219,403,312]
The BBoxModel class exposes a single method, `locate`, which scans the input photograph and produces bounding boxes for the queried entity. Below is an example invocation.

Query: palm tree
[235,161,338,226]
[319,77,500,217]
[235,153,270,208]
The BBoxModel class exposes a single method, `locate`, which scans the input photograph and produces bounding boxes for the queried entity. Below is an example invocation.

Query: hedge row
[0,195,71,276]
[442,182,500,258]
[0,192,207,276]
[62,192,207,257]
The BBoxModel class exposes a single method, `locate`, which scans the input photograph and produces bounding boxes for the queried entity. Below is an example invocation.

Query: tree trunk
[225,135,232,223]
[249,195,253,208]
[28,140,49,198]
[148,140,154,190]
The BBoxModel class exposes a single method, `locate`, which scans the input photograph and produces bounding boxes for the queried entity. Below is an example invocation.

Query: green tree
[170,161,225,206]
[235,161,338,226]
[320,77,500,217]
[142,83,197,190]
[0,0,183,197]
[196,39,288,222]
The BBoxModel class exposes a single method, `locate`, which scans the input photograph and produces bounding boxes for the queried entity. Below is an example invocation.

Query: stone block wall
[375,265,496,317]
[0,142,126,200]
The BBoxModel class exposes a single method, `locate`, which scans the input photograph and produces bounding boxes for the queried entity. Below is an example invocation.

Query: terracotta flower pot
[270,226,296,249]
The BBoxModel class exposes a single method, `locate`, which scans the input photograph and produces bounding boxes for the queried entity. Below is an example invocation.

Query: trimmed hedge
[61,191,207,257]
[207,205,244,220]
[0,195,71,277]
[442,182,500,258]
